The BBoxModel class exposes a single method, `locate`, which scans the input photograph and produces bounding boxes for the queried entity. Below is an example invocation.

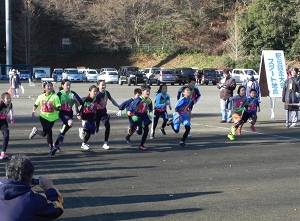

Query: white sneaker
[78,128,85,140]
[102,143,110,150]
[29,127,38,139]
[188,133,192,137]
[81,143,89,150]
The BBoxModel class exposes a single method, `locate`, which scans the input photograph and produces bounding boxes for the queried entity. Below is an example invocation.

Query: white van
[231,69,259,83]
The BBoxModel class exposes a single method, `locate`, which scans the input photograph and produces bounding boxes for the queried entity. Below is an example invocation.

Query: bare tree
[12,0,47,64]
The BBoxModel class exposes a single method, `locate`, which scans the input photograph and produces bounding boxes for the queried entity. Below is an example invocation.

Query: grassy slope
[46,53,225,70]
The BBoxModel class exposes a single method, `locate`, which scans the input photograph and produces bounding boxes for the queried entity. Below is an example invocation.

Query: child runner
[0,92,14,159]
[176,77,200,136]
[227,85,249,141]
[95,80,119,150]
[127,84,153,150]
[246,89,260,132]
[77,85,98,150]
[53,79,83,151]
[29,82,61,155]
[117,88,142,144]
[167,86,192,148]
[150,84,172,139]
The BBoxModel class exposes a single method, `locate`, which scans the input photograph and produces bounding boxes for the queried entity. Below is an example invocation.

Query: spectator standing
[216,70,236,123]
[194,70,200,85]
[282,67,300,127]
[0,154,64,220]
[9,70,22,98]
[242,70,261,101]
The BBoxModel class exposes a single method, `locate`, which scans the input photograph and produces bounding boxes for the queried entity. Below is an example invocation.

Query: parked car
[231,68,259,83]
[118,66,147,86]
[98,70,118,83]
[144,67,160,79]
[19,70,30,80]
[81,69,98,82]
[201,68,218,85]
[99,67,117,73]
[52,68,63,82]
[62,68,83,82]
[33,69,46,80]
[174,68,194,85]
[153,69,175,85]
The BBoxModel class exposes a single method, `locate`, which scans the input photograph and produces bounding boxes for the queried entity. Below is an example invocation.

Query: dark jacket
[282,77,300,110]
[10,74,21,89]
[217,77,236,100]
[0,178,63,221]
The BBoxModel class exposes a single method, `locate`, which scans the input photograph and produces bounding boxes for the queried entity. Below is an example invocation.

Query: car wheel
[179,82,182,85]
[171,83,174,85]
[127,78,131,86]
[206,83,208,85]
[118,78,123,85]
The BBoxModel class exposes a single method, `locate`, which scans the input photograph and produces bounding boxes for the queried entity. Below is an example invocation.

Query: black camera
[31,178,40,185]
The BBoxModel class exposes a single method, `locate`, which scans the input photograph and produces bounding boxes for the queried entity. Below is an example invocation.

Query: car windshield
[87,70,97,74]
[106,68,117,71]
[127,67,139,72]
[181,69,194,75]
[162,70,174,75]
[35,70,44,73]
[245,69,257,75]
[108,72,118,75]
[204,70,217,77]
[66,70,78,74]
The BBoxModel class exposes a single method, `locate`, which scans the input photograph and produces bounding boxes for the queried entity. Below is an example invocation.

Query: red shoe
[237,128,241,135]
[139,145,147,151]
[250,125,256,132]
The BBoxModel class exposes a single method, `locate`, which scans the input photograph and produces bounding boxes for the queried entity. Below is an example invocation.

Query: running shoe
[149,133,154,139]
[81,143,90,150]
[102,143,110,150]
[49,147,57,155]
[231,126,237,135]
[188,133,192,137]
[53,143,61,153]
[227,133,235,141]
[166,118,173,126]
[250,125,256,132]
[0,152,9,159]
[237,128,241,135]
[124,136,131,144]
[29,127,37,139]
[139,145,147,150]
[179,142,187,148]
[160,127,166,135]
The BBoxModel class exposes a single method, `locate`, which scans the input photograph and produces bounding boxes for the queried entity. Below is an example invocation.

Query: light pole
[5,0,12,76]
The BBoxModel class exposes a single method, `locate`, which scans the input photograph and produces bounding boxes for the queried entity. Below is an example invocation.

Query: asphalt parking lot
[1,80,300,221]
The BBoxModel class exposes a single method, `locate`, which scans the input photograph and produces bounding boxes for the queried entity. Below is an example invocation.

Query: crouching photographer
[0,154,64,220]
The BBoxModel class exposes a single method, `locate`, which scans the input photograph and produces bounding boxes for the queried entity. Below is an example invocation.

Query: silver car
[62,68,83,82]
[154,69,176,85]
